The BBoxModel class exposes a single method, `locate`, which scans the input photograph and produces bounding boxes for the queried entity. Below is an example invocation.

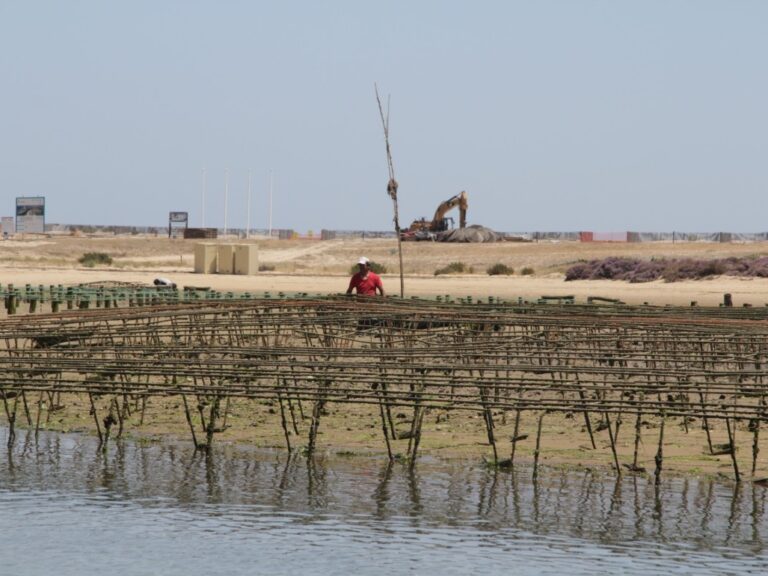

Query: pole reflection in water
[1,427,767,575]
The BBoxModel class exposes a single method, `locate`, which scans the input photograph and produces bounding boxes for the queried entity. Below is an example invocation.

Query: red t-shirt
[348,271,383,295]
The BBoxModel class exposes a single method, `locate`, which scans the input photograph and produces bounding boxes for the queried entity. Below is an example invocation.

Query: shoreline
[2,394,756,483]
[2,265,767,308]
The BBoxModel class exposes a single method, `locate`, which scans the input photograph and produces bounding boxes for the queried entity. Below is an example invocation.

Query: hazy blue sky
[2,1,767,232]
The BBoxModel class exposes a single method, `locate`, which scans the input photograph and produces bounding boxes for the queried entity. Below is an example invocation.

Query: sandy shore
[1,266,766,308]
[2,234,767,306]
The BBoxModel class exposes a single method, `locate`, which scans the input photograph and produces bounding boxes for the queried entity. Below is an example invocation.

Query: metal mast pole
[201,167,206,227]
[268,170,273,238]
[224,168,229,236]
[247,169,252,239]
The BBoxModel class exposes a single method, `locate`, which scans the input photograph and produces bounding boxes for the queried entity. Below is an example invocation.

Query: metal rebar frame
[1,296,767,480]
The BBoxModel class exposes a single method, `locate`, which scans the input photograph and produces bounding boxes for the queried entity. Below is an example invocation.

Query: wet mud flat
[2,296,768,485]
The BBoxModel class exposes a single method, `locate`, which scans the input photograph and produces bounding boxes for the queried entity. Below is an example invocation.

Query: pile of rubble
[436,225,504,243]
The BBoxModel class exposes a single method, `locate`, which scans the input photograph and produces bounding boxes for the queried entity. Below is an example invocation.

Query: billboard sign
[16,196,45,233]
[168,211,189,238]
[169,211,189,223]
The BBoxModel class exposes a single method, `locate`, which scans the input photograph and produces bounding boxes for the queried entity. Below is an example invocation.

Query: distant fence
[509,231,768,243]
[575,231,768,243]
[39,224,768,243]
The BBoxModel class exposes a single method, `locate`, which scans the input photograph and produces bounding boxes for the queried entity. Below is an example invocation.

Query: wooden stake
[204,396,220,449]
[21,392,32,426]
[287,396,300,435]
[655,413,665,485]
[725,417,740,482]
[605,413,622,475]
[484,405,498,464]
[2,393,19,445]
[181,394,200,449]
[376,385,393,461]
[111,397,124,439]
[751,417,759,477]
[632,408,643,471]
[307,398,324,456]
[510,408,521,465]
[698,391,715,454]
[88,393,103,445]
[277,389,292,453]
[578,388,597,449]
[102,399,117,450]
[533,411,546,481]
[408,405,426,467]
[34,391,44,438]
[139,396,147,426]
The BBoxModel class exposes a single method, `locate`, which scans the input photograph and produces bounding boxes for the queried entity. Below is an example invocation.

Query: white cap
[357,256,370,265]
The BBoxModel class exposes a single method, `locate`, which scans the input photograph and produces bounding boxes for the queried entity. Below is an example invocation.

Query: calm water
[1,427,767,575]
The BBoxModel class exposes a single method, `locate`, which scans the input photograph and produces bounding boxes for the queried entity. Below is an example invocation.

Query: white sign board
[16,196,45,233]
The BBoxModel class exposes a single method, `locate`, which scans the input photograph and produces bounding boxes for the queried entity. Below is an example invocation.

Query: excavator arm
[431,191,468,231]
[401,190,469,240]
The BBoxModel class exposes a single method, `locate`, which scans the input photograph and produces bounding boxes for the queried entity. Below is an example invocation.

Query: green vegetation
[78,252,113,267]
[520,266,535,276]
[486,263,513,276]
[434,262,473,276]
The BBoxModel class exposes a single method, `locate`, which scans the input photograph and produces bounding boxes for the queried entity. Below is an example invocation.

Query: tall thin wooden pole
[375,84,404,298]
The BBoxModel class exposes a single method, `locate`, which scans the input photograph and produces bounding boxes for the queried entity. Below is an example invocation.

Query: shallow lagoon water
[1,427,766,575]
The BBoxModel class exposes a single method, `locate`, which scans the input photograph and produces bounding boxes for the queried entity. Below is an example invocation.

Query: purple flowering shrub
[565,256,768,283]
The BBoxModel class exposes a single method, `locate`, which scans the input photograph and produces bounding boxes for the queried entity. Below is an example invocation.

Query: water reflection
[1,427,767,565]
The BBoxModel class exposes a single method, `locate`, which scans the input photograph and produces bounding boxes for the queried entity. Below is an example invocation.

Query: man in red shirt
[346,257,385,296]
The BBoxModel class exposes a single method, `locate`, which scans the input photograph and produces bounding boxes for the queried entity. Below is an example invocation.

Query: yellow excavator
[401,191,468,241]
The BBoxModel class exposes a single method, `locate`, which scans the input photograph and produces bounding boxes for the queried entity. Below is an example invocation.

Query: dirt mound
[437,225,504,243]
